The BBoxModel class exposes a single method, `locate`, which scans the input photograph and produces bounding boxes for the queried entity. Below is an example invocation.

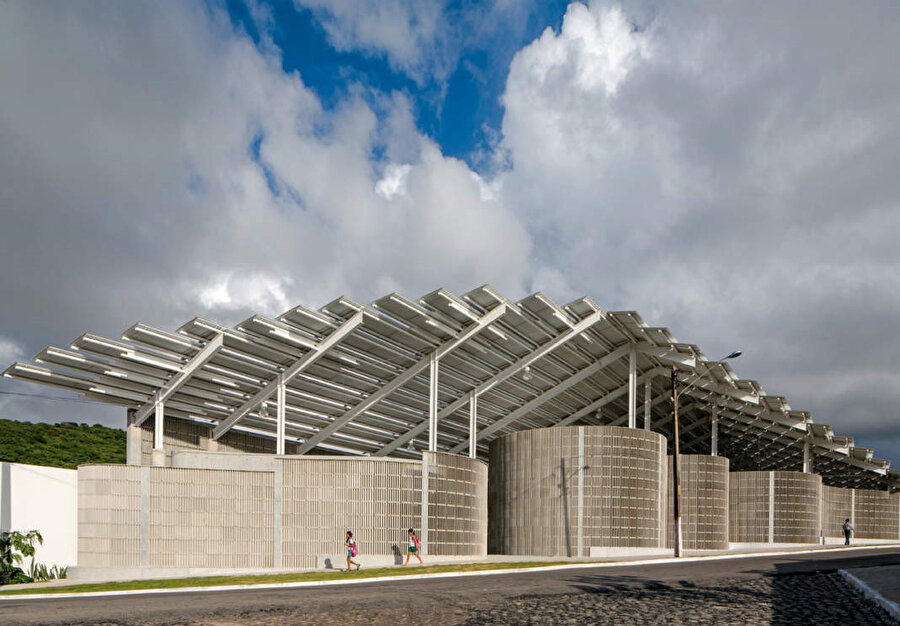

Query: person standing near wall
[404,528,423,566]
[345,531,360,572]
[843,518,854,545]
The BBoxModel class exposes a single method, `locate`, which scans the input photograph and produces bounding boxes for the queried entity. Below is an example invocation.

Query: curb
[839,569,900,622]
[2,544,900,602]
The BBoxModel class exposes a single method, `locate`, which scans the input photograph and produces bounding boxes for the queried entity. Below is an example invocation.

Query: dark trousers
[844,530,851,545]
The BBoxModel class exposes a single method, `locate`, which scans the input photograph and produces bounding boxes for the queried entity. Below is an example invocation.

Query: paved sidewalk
[5,541,899,592]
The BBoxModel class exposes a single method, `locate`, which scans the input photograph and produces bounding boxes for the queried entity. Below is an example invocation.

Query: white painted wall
[0,462,77,568]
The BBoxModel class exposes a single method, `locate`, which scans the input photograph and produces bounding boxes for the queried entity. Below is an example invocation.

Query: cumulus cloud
[1,0,899,468]
[497,1,900,449]
[293,0,446,82]
[0,1,530,348]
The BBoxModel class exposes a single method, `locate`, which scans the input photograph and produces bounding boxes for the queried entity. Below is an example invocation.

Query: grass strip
[0,560,578,596]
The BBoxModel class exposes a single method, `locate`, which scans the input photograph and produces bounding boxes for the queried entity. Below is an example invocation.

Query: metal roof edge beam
[349,307,610,456]
[212,311,365,440]
[296,304,508,455]
[638,345,696,368]
[133,333,225,426]
[448,343,632,453]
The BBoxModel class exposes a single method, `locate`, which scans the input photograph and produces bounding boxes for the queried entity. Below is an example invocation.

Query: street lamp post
[671,350,742,557]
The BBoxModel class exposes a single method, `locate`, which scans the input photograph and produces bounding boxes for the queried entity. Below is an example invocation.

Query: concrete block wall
[77,451,487,573]
[729,471,822,544]
[280,457,422,569]
[488,426,667,557]
[666,455,729,550]
[148,467,274,568]
[822,485,854,538]
[137,419,300,465]
[426,452,488,557]
[854,489,900,540]
[78,465,141,567]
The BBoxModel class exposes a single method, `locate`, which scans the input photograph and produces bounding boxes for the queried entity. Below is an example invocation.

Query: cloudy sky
[1,1,899,462]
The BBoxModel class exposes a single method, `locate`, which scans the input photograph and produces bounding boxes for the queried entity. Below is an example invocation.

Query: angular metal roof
[4,285,896,489]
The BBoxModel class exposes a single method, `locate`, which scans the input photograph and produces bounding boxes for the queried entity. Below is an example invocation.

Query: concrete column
[768,471,775,543]
[126,409,142,465]
[627,347,637,428]
[577,427,585,557]
[420,453,430,556]
[710,405,718,457]
[140,466,150,567]
[802,439,811,473]
[273,460,283,568]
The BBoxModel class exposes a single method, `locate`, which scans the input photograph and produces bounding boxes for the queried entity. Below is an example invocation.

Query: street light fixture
[671,350,741,557]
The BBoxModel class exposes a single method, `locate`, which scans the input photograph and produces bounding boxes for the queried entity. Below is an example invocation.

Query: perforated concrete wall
[280,457,422,569]
[77,451,486,571]
[78,465,141,568]
[426,452,488,557]
[822,485,854,538]
[488,426,667,557]
[148,467,274,568]
[729,471,821,544]
[666,455,729,550]
[855,489,900,540]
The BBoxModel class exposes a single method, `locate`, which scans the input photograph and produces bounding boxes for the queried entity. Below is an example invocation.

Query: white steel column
[428,352,439,452]
[628,347,637,428]
[468,392,478,459]
[643,381,652,430]
[276,376,286,456]
[153,399,164,450]
[711,404,718,457]
[802,439,811,473]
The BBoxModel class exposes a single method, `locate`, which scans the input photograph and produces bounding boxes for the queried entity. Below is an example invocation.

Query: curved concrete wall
[77,452,487,572]
[822,485,854,539]
[855,489,899,540]
[822,486,899,542]
[729,471,822,544]
[666,455,729,551]
[488,426,667,557]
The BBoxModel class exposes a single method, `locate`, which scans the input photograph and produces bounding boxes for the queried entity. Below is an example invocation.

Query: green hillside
[0,419,125,469]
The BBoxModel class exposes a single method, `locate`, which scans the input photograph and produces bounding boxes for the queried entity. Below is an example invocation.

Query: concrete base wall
[488,426,667,557]
[666,455,730,551]
[76,451,487,575]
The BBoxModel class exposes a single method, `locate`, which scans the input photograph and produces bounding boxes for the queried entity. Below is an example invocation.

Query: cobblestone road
[459,571,896,625]
[164,571,895,625]
[7,549,900,626]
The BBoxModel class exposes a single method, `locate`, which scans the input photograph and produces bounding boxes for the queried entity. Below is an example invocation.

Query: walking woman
[345,530,360,572]
[404,528,423,566]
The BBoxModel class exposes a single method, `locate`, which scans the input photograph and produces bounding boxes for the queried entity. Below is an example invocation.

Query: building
[4,286,898,575]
